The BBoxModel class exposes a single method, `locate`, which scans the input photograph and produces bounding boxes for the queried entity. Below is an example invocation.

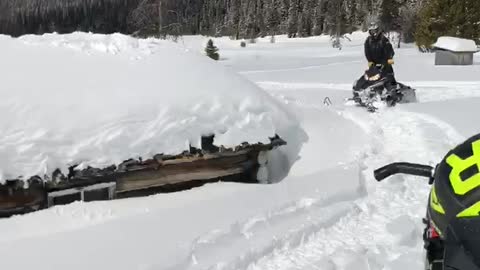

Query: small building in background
[433,36,479,65]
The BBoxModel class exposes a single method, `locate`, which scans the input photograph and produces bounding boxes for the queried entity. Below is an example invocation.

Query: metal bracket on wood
[47,182,116,207]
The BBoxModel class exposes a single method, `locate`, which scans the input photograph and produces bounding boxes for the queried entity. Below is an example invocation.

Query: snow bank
[434,36,478,52]
[0,33,305,182]
[5,30,480,270]
[19,32,162,58]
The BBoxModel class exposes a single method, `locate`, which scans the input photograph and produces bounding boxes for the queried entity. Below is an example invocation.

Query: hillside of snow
[0,32,480,270]
[0,33,305,182]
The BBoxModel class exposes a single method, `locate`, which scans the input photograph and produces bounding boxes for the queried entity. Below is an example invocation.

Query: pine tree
[279,0,290,33]
[343,0,356,31]
[256,0,267,37]
[246,0,258,41]
[379,0,401,33]
[397,2,418,44]
[415,0,480,48]
[205,39,220,60]
[313,0,327,35]
[298,0,315,37]
[325,0,350,48]
[266,0,281,36]
[227,0,241,39]
[450,0,480,42]
[0,0,428,43]
[287,0,299,37]
[212,0,226,37]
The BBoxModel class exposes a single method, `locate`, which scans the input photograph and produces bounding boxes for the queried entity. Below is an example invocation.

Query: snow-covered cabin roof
[434,36,479,53]
[0,33,305,182]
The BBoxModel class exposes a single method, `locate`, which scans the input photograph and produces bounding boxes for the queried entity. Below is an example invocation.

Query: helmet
[368,22,380,38]
[429,134,480,269]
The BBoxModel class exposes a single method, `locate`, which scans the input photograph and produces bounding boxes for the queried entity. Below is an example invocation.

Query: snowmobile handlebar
[374,162,434,182]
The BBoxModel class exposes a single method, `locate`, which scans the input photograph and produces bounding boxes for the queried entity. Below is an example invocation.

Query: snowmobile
[374,134,480,270]
[350,64,417,112]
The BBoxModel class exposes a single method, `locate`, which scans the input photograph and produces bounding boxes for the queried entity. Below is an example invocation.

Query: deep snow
[1,32,480,270]
[0,33,305,182]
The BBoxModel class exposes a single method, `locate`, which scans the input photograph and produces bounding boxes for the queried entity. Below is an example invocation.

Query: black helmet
[429,134,480,269]
[368,22,380,38]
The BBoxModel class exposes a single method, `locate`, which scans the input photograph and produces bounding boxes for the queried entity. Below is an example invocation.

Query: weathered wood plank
[0,188,46,217]
[116,154,257,192]
[116,167,246,193]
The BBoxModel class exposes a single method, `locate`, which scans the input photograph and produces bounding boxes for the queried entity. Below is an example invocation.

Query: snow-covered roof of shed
[434,36,479,52]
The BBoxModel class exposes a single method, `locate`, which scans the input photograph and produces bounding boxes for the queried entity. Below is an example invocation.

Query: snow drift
[18,32,162,57]
[0,33,306,182]
[3,31,480,270]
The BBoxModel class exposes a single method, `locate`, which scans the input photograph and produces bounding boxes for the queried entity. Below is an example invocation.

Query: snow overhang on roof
[434,36,479,53]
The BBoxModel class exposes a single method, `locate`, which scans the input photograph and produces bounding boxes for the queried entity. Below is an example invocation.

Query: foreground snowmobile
[375,134,480,270]
[350,64,416,112]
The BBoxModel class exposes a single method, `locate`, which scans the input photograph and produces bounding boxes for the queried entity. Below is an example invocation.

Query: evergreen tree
[227,0,241,39]
[379,0,401,33]
[266,0,281,36]
[256,0,267,37]
[313,0,327,35]
[343,0,357,31]
[325,0,351,47]
[205,39,220,60]
[279,0,291,33]
[298,0,315,37]
[450,0,480,42]
[287,0,299,37]
[415,0,480,48]
[397,2,418,44]
[245,0,258,40]
[0,0,427,44]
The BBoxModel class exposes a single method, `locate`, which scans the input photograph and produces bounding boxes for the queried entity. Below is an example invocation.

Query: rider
[365,22,396,85]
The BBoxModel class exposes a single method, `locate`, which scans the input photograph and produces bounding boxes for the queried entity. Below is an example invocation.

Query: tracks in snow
[242,107,465,270]
[171,81,472,270]
[176,106,465,270]
[168,165,367,270]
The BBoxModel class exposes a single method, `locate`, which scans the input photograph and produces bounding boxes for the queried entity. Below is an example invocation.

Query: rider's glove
[387,59,394,65]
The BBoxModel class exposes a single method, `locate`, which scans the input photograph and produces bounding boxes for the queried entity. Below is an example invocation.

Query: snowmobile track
[244,108,465,270]
[167,181,366,270]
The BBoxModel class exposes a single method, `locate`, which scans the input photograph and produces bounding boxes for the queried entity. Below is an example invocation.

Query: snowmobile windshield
[444,218,480,270]
[364,66,383,81]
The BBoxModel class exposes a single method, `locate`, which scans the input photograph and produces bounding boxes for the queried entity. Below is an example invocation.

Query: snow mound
[0,33,305,182]
[18,32,163,57]
[434,36,478,52]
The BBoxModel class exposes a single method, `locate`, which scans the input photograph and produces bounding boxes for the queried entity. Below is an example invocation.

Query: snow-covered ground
[1,32,480,270]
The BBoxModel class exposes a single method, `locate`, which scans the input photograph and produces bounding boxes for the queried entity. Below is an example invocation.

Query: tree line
[415,0,480,47]
[0,0,478,48]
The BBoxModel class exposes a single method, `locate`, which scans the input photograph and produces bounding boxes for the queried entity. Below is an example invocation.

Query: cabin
[433,36,479,65]
[0,135,286,217]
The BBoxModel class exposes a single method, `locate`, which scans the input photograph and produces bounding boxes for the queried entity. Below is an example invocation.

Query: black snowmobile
[374,134,480,270]
[350,64,416,112]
